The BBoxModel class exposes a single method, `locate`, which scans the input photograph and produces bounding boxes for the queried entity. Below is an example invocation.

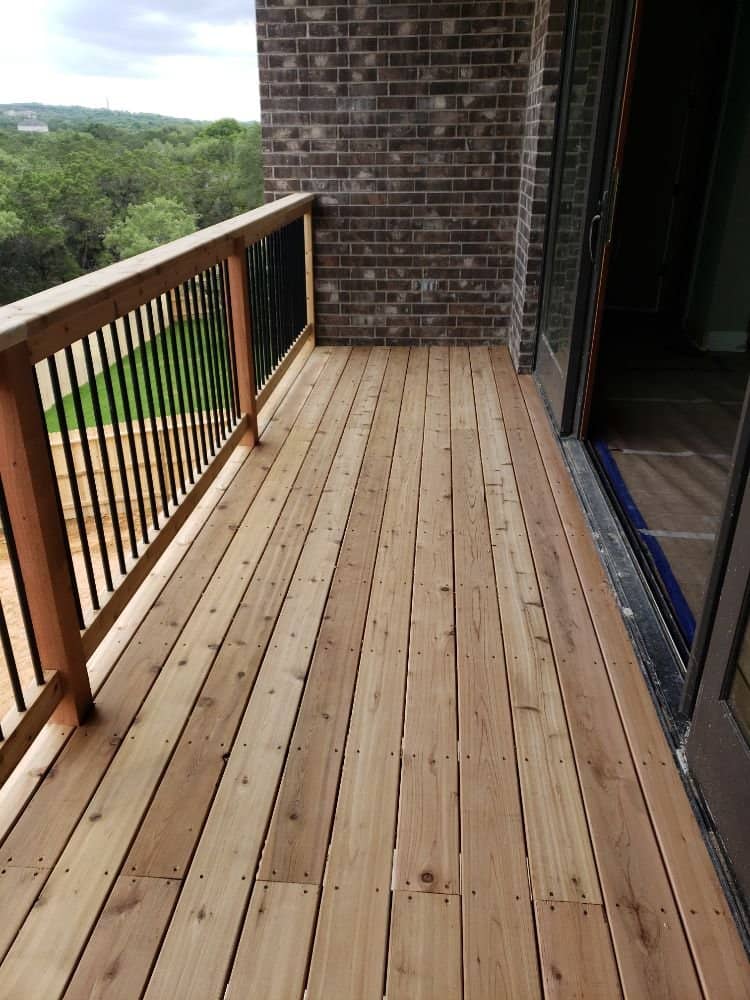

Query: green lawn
[45,320,233,432]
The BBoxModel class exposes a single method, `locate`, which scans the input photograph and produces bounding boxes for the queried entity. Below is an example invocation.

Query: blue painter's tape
[593,438,696,645]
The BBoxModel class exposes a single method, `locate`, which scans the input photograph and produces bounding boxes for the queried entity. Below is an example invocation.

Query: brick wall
[256,1,563,362]
[509,0,565,370]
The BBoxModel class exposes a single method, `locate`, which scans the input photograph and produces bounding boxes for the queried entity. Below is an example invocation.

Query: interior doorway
[585,0,747,659]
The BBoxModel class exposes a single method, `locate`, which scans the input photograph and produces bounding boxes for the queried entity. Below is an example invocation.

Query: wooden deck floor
[0,345,747,999]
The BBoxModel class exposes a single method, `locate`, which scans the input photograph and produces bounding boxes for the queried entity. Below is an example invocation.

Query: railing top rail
[0,192,314,363]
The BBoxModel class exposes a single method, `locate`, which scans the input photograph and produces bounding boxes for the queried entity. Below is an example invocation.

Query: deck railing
[0,192,315,783]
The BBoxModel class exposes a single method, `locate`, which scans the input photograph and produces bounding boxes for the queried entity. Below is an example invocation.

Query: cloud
[51,1,256,77]
[0,0,260,120]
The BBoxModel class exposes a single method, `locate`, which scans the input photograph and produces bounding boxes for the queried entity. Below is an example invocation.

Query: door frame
[687,384,750,900]
[534,0,638,435]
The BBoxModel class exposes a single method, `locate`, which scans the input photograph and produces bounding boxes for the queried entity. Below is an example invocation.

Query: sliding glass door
[535,0,623,431]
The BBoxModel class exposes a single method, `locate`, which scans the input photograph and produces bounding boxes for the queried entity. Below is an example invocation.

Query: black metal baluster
[219,260,240,420]
[81,335,126,576]
[297,217,307,333]
[46,356,98,612]
[265,234,277,373]
[197,273,225,443]
[280,223,290,354]
[155,296,186,497]
[64,345,113,593]
[0,597,25,713]
[273,229,284,369]
[262,237,275,377]
[165,292,195,485]
[173,286,206,472]
[109,322,149,547]
[247,243,265,390]
[182,280,211,466]
[187,276,218,456]
[257,239,271,387]
[208,264,234,427]
[123,312,160,531]
[134,305,170,518]
[145,300,178,506]
[0,477,43,684]
[96,328,139,560]
[283,222,294,351]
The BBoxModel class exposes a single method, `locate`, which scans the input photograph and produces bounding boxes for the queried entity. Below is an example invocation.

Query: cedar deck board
[492,349,702,999]
[143,350,387,999]
[0,345,744,1000]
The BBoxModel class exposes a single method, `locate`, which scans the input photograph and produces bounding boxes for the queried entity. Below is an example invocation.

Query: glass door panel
[536,0,615,429]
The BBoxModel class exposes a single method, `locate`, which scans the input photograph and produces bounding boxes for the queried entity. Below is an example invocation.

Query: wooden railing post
[304,209,316,343]
[0,342,92,725]
[226,239,259,445]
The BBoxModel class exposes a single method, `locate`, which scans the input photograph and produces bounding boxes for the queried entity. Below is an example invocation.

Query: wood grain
[452,347,542,998]
[520,373,750,998]
[63,876,180,1000]
[260,349,408,884]
[492,348,701,1000]
[394,346,459,895]
[305,349,428,999]
[224,882,319,1000]
[126,350,376,881]
[536,900,621,999]
[469,347,600,907]
[143,351,385,999]
[386,891,462,1000]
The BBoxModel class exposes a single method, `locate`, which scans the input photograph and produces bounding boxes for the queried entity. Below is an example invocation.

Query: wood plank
[224,882,319,1000]
[394,346,459,895]
[259,348,408,884]
[535,901,622,999]
[0,867,44,962]
[469,347,600,907]
[0,350,358,1000]
[126,350,384,880]
[81,415,251,659]
[386,891,462,1000]
[0,346,335,870]
[0,341,91,724]
[86,438,253,693]
[63,876,180,1000]
[85,342,323,693]
[305,350,428,1000]
[142,351,387,999]
[0,673,63,787]
[520,374,750,999]
[0,723,72,845]
[450,346,542,998]
[491,348,702,1000]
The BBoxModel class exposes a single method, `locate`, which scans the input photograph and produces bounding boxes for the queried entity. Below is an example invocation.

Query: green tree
[0,109,264,304]
[103,196,197,260]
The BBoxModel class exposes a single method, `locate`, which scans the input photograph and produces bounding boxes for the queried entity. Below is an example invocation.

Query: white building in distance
[17,118,49,133]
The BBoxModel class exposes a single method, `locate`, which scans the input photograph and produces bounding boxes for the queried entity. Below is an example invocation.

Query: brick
[256,0,562,354]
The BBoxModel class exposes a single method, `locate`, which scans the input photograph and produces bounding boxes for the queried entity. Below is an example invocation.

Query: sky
[0,0,260,121]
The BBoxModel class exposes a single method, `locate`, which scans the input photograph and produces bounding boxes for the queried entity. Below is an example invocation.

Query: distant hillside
[0,103,232,131]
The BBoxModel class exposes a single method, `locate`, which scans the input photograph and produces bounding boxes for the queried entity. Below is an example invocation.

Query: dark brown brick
[256,0,562,356]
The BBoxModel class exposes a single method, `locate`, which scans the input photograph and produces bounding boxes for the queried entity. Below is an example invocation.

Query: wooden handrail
[0,193,314,363]
[0,193,316,782]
